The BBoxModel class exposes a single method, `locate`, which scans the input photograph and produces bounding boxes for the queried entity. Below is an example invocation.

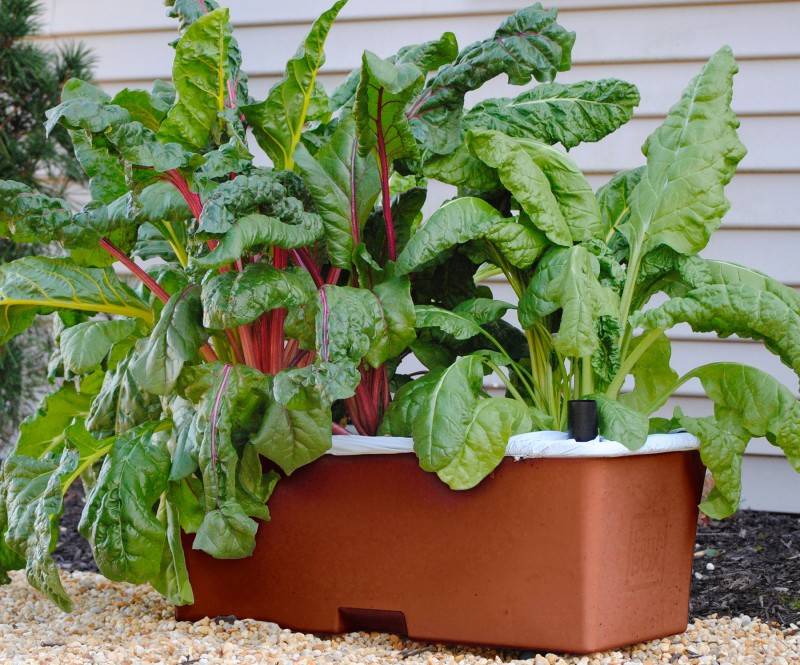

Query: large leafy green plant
[389,45,800,519]
[0,0,422,610]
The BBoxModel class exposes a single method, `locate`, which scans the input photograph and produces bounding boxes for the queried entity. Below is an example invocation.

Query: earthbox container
[177,439,704,654]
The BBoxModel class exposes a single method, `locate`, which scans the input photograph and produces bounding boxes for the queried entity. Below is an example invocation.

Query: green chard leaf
[412,355,485,472]
[193,213,323,269]
[197,170,310,234]
[619,331,678,414]
[379,369,444,436]
[0,257,152,344]
[593,394,649,450]
[86,346,162,437]
[60,320,142,375]
[294,113,381,268]
[355,51,424,164]
[14,372,103,458]
[243,0,346,168]
[130,286,207,395]
[2,449,79,611]
[79,422,171,585]
[468,129,604,242]
[437,398,531,490]
[111,88,170,131]
[189,364,272,558]
[201,264,316,330]
[633,280,800,376]
[520,245,618,357]
[596,167,645,243]
[158,8,233,149]
[465,79,640,150]
[679,363,800,518]
[395,197,500,274]
[251,398,331,476]
[620,47,746,262]
[407,4,575,154]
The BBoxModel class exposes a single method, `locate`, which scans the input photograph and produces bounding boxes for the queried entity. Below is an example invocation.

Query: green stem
[580,355,594,398]
[484,359,527,405]
[163,221,189,268]
[605,327,664,398]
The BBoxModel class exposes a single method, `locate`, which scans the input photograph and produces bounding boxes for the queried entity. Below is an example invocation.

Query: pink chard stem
[375,88,397,261]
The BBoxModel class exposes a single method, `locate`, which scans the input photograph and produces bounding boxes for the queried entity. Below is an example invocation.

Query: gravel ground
[1,571,798,665]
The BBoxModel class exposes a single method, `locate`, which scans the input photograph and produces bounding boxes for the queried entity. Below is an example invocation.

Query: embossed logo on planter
[625,511,668,589]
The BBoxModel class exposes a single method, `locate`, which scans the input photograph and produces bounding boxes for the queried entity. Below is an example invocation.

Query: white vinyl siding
[37,0,800,511]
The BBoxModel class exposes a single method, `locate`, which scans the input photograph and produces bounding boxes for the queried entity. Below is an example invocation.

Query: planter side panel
[178,451,703,654]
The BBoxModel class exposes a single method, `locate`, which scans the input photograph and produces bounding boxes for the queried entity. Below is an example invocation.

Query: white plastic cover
[328,430,699,459]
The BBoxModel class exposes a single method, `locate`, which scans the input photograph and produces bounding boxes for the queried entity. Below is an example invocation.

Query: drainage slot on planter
[338,607,408,635]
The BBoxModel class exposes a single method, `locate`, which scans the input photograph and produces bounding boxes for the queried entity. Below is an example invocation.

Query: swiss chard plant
[387,44,800,518]
[0,0,424,610]
[2,0,797,614]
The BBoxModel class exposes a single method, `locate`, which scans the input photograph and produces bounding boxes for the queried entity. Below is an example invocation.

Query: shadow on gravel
[55,485,800,626]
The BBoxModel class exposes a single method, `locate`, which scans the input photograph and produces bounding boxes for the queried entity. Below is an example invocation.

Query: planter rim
[329,430,699,459]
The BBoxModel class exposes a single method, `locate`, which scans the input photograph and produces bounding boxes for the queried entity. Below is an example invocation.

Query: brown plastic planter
[178,450,704,654]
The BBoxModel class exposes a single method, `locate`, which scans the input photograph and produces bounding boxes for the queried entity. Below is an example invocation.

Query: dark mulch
[54,488,799,626]
[690,510,800,626]
[53,483,97,573]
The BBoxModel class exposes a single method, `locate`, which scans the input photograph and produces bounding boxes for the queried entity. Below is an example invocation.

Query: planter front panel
[178,451,704,653]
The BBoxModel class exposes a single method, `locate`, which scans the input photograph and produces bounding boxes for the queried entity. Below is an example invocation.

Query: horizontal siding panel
[97,57,800,117]
[702,228,800,283]
[40,0,793,36]
[36,3,800,81]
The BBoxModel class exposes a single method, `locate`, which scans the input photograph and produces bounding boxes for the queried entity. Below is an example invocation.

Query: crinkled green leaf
[2,449,79,611]
[45,80,130,137]
[633,282,800,376]
[468,129,603,243]
[106,121,191,171]
[621,48,746,262]
[242,1,346,168]
[130,286,206,395]
[158,8,232,149]
[465,79,639,150]
[294,113,381,268]
[678,363,800,518]
[201,264,315,330]
[197,169,310,234]
[355,51,423,163]
[408,4,575,154]
[194,213,323,269]
[437,398,531,489]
